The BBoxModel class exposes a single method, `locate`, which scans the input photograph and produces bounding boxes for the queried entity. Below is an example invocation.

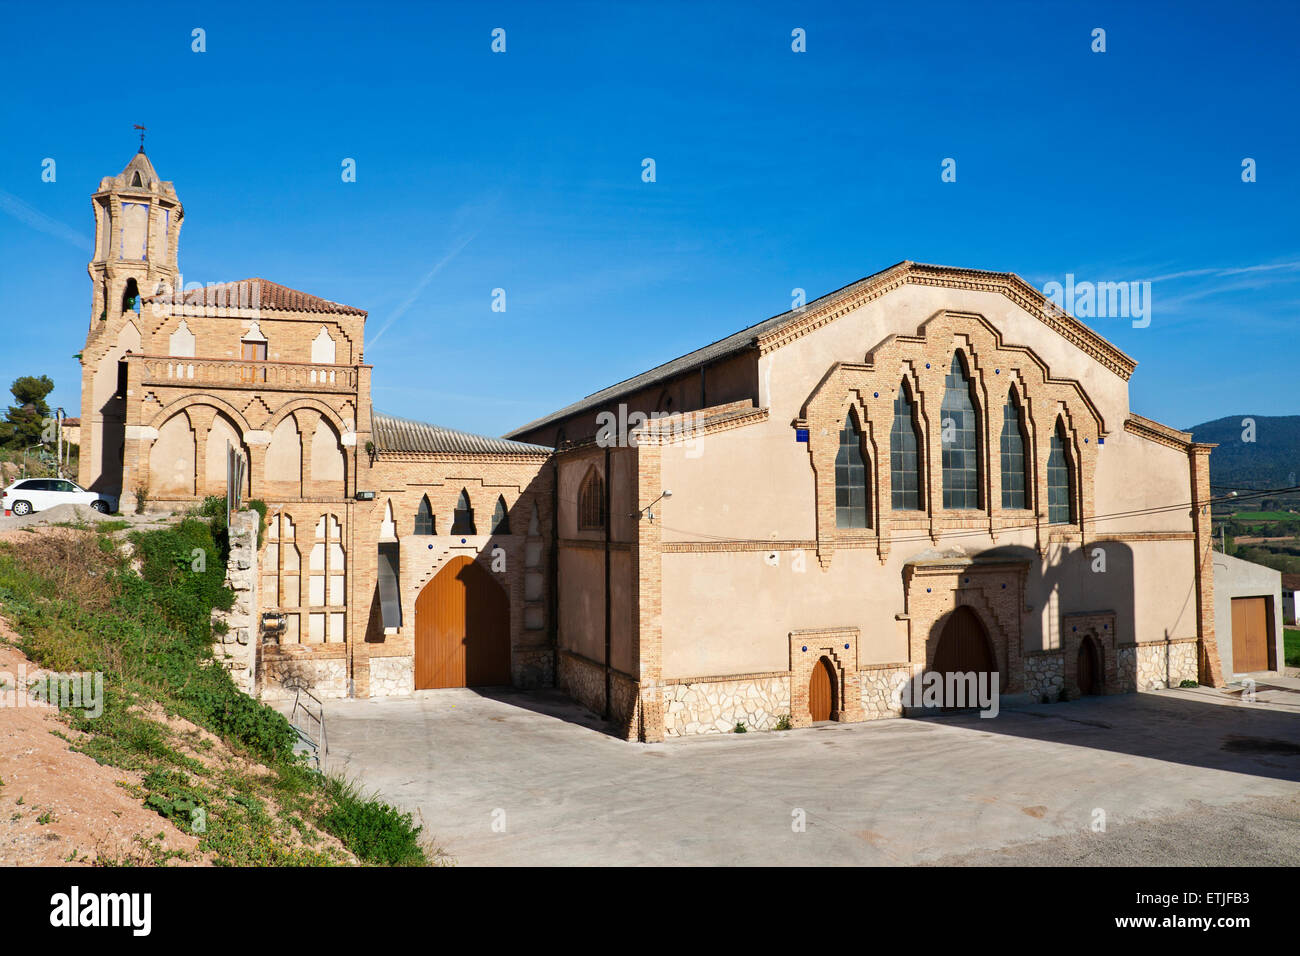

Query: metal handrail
[290,686,328,773]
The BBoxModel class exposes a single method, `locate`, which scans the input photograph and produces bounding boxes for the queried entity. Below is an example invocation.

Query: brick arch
[927,601,1001,676]
[148,394,252,435]
[905,561,1028,692]
[264,396,347,434]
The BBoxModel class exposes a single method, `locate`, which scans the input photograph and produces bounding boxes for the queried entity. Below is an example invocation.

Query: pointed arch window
[1047,421,1075,524]
[890,383,922,510]
[492,495,511,534]
[941,353,982,510]
[414,495,435,535]
[1000,389,1031,510]
[835,410,869,529]
[451,489,476,535]
[578,468,605,531]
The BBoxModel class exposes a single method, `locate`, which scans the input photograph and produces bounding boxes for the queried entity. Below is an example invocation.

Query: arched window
[451,488,476,535]
[835,410,869,529]
[1000,389,1031,510]
[492,495,511,534]
[578,467,605,531]
[941,353,981,510]
[1047,420,1075,524]
[414,495,435,535]
[122,278,140,314]
[890,382,922,510]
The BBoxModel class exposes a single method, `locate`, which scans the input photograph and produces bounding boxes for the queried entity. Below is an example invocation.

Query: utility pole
[55,407,64,478]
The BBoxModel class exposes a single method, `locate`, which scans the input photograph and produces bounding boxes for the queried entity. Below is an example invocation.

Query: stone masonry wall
[1133,638,1199,690]
[662,675,789,736]
[1023,650,1065,701]
[859,663,912,719]
[212,509,259,694]
[368,656,413,697]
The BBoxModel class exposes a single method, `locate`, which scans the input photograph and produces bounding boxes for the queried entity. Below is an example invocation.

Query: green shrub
[732,721,747,734]
[1179,679,1199,688]
[320,777,425,866]
[774,714,792,731]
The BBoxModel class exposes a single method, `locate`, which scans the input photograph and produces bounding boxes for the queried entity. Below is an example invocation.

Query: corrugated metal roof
[503,262,917,437]
[372,411,551,457]
[504,260,1135,439]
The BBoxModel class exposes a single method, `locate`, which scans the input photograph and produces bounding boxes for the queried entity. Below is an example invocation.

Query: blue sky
[1,0,1297,435]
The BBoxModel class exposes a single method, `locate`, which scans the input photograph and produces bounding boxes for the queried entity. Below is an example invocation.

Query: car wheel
[11,500,32,516]
[90,500,110,514]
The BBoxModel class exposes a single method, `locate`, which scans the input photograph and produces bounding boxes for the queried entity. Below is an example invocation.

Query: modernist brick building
[506,262,1228,740]
[79,149,552,700]
[80,149,1230,737]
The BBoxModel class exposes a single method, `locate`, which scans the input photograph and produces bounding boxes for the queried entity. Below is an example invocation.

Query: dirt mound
[0,635,202,866]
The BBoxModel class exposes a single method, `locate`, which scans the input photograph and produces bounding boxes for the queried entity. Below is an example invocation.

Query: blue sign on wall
[796,428,809,443]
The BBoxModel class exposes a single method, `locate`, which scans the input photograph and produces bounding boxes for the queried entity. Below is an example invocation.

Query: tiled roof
[504,260,1135,439]
[143,278,366,315]
[372,411,551,457]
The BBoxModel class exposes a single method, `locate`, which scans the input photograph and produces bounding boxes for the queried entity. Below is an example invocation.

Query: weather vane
[133,124,146,152]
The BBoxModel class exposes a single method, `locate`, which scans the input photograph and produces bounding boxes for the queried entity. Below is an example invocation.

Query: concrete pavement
[314,682,1300,866]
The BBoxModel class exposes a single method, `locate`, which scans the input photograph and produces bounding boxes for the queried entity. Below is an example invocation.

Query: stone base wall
[369,656,413,697]
[662,674,790,737]
[1133,638,1199,690]
[1024,650,1065,701]
[558,650,604,714]
[859,663,912,719]
[1118,645,1137,688]
[212,509,259,695]
[513,647,553,689]
[259,656,348,700]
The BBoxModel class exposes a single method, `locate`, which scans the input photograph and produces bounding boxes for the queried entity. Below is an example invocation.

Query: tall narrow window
[1000,390,1030,510]
[1047,421,1075,524]
[451,489,476,535]
[492,495,511,534]
[578,467,605,530]
[941,353,981,510]
[891,383,922,510]
[414,494,435,535]
[835,410,869,529]
[377,542,401,629]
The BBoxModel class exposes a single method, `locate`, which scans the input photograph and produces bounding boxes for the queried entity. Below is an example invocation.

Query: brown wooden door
[241,340,267,382]
[1077,636,1098,695]
[931,606,997,707]
[808,657,835,722]
[1231,596,1271,672]
[414,555,510,689]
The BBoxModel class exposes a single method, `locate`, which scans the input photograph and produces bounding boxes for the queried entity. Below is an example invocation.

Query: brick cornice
[756,262,1137,381]
[1124,414,1206,452]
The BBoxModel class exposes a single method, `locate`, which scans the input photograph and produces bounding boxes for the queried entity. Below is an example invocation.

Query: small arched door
[414,555,510,688]
[931,606,997,708]
[1077,635,1101,695]
[808,657,837,722]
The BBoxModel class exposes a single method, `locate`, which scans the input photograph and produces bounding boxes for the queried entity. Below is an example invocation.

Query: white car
[2,478,117,516]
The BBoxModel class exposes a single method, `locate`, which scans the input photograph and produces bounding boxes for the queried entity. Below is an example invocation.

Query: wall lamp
[632,489,672,523]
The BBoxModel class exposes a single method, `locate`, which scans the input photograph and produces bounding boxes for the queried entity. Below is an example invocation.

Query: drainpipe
[603,446,612,720]
[549,456,559,687]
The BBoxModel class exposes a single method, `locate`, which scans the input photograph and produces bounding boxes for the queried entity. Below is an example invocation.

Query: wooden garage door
[931,606,997,707]
[1231,596,1270,673]
[414,555,510,689]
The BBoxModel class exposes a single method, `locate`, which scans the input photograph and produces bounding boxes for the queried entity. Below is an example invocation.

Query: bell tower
[86,145,183,327]
[79,142,184,496]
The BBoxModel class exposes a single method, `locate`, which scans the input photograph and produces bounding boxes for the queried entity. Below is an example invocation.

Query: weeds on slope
[0,520,428,866]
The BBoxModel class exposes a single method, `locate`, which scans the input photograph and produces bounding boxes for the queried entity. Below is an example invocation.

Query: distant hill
[1184,415,1300,488]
